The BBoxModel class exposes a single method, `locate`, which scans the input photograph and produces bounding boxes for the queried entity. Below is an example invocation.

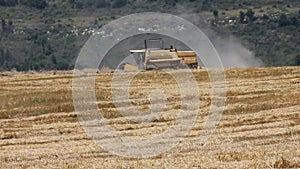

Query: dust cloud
[210,37,264,68]
[178,12,264,68]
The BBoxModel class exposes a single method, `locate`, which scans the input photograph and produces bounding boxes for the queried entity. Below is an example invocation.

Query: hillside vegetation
[0,0,300,71]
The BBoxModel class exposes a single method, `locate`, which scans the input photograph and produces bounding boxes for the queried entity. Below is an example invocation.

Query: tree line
[0,0,48,9]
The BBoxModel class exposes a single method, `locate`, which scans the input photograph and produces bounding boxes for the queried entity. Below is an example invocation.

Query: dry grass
[0,67,300,168]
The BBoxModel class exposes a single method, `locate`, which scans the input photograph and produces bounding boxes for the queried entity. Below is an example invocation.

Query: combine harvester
[121,39,199,71]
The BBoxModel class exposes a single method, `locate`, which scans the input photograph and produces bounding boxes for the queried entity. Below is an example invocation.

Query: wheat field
[0,67,300,168]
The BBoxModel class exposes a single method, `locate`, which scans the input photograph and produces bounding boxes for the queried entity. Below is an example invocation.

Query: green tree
[239,11,246,23]
[5,0,17,6]
[213,10,219,20]
[75,1,84,9]
[1,18,6,32]
[0,0,5,6]
[51,55,57,65]
[96,0,110,8]
[290,16,299,26]
[278,13,290,27]
[36,35,47,51]
[246,9,255,22]
[295,54,300,66]
[6,20,13,33]
[21,0,48,9]
[68,0,76,8]
[112,0,127,8]
[8,20,12,26]
[57,62,69,70]
[0,0,17,6]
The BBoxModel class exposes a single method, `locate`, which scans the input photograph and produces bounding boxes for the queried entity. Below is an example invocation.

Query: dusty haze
[179,12,264,68]
[211,36,264,68]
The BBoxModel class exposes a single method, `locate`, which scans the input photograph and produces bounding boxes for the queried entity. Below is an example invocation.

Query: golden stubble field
[0,67,300,168]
